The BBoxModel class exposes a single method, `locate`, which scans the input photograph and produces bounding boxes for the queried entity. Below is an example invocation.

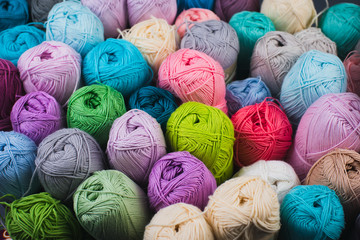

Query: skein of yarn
[10,91,64,145]
[35,128,105,202]
[181,20,239,83]
[205,176,280,240]
[158,48,228,113]
[279,185,345,240]
[280,50,347,125]
[231,98,293,167]
[46,0,104,57]
[73,170,150,240]
[0,0,28,31]
[106,110,167,187]
[144,203,215,240]
[30,0,62,23]
[250,31,305,97]
[148,151,217,211]
[166,102,235,184]
[17,41,81,106]
[344,51,360,96]
[177,0,214,14]
[214,0,260,22]
[83,38,153,98]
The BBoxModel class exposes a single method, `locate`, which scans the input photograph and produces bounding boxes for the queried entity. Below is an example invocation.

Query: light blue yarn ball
[83,38,153,98]
[226,77,271,116]
[280,185,345,240]
[46,0,104,57]
[280,50,347,126]
[177,0,214,14]
[0,0,28,32]
[0,131,40,199]
[0,25,45,66]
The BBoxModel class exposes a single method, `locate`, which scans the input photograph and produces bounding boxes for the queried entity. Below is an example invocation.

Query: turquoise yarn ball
[83,39,153,98]
[280,185,345,240]
[177,0,214,14]
[0,0,28,31]
[46,0,104,57]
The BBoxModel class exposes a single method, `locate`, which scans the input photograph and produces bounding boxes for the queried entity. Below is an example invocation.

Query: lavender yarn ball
[148,151,217,212]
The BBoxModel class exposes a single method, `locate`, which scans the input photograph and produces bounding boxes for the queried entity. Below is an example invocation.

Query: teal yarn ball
[320,3,360,60]
[83,39,153,98]
[280,185,345,240]
[0,0,28,31]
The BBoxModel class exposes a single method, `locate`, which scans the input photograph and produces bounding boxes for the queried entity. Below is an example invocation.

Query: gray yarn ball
[31,0,80,22]
[356,40,360,52]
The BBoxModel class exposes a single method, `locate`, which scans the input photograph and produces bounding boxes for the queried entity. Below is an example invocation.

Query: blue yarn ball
[0,25,45,66]
[226,77,271,116]
[0,0,28,32]
[177,0,214,14]
[46,0,104,57]
[280,185,345,240]
[0,131,40,199]
[83,39,153,98]
[280,50,347,126]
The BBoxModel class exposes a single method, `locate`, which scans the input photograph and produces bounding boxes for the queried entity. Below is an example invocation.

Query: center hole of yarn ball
[238,197,248,205]
[346,161,360,178]
[107,53,118,64]
[24,98,46,113]
[0,1,9,11]
[84,92,101,109]
[40,52,52,61]
[162,162,183,180]
[174,224,180,232]
[0,144,5,152]
[276,40,285,47]
[86,183,104,202]
[67,14,78,24]
[313,199,321,208]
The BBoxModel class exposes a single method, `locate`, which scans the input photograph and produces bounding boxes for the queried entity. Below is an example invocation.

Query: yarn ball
[0,0,28,31]
[35,128,105,202]
[226,77,271,117]
[83,38,153,98]
[286,93,360,181]
[0,131,39,199]
[122,17,179,75]
[261,0,316,34]
[279,185,345,240]
[344,51,360,96]
[214,0,260,22]
[46,0,104,57]
[205,176,280,240]
[128,86,178,132]
[30,0,62,23]
[280,50,347,126]
[127,0,177,27]
[0,59,23,131]
[148,151,217,211]
[234,160,300,203]
[17,41,81,106]
[177,0,214,14]
[10,91,64,145]
[158,48,228,113]
[144,203,215,240]
[106,109,167,187]
[4,192,82,240]
[166,102,235,184]
[0,25,45,66]
[73,170,150,240]
[319,3,360,60]
[250,31,305,97]
[174,8,220,38]
[229,11,275,78]
[294,27,337,55]
[181,20,239,83]
[67,85,126,148]
[231,98,293,167]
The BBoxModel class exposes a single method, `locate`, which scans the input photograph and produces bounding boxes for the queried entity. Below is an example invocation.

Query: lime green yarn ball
[67,85,126,147]
[73,170,151,240]
[166,102,235,184]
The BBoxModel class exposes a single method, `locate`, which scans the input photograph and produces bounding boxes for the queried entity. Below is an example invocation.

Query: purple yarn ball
[214,0,260,22]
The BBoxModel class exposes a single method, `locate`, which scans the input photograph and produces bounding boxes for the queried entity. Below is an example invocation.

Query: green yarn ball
[73,170,151,240]
[67,85,126,147]
[4,192,82,240]
[166,102,235,185]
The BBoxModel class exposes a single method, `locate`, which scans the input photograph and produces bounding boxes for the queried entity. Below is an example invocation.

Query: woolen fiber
[287,93,360,181]
[280,50,347,126]
[166,102,234,184]
[30,0,62,23]
[250,31,306,97]
[177,0,214,14]
[158,48,228,113]
[73,170,150,240]
[344,51,360,97]
[67,85,126,148]
[231,98,293,167]
[17,41,81,106]
[279,185,345,240]
[35,128,105,202]
[0,0,28,31]
[144,203,215,240]
[356,40,360,52]
[214,0,260,22]
[106,109,167,187]
[147,151,217,211]
[83,38,153,98]
[10,91,64,145]
[205,176,280,240]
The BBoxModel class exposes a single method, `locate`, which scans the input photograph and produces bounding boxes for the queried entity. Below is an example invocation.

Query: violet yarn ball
[10,91,64,145]
[148,151,217,212]
[214,0,260,22]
